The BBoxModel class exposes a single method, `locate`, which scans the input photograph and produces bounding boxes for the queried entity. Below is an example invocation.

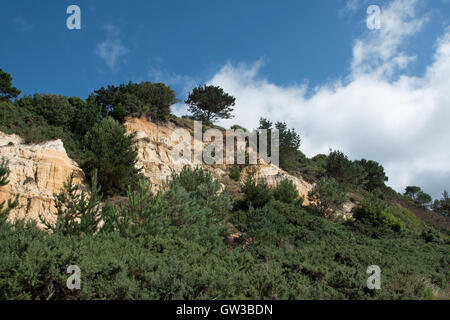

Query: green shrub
[167,166,214,193]
[234,174,273,210]
[229,167,241,182]
[353,195,405,232]
[308,177,346,216]
[103,167,232,244]
[83,117,140,196]
[39,172,102,236]
[384,205,422,232]
[421,227,442,244]
[274,179,299,204]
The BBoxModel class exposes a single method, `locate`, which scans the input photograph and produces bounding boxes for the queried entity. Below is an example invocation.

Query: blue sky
[1,0,446,99]
[1,0,450,197]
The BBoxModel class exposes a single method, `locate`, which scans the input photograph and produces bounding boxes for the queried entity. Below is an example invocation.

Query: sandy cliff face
[0,132,83,225]
[0,117,322,225]
[124,117,314,204]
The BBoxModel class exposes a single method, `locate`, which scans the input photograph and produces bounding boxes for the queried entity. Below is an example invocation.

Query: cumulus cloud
[96,25,128,70]
[204,0,450,198]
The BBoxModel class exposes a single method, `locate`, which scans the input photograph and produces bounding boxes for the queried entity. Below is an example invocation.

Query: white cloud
[351,0,429,77]
[148,66,198,96]
[96,25,128,70]
[202,0,450,198]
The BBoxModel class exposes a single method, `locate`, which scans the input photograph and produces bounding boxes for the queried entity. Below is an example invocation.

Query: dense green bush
[308,176,346,216]
[384,205,422,232]
[83,117,140,196]
[102,167,232,244]
[1,166,449,299]
[273,179,300,205]
[353,195,405,232]
[234,173,273,210]
[421,227,442,244]
[229,167,241,182]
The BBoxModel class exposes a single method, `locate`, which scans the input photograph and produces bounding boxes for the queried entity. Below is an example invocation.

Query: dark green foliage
[68,95,102,138]
[326,150,352,182]
[258,118,301,173]
[293,152,327,181]
[185,85,235,124]
[421,227,442,244]
[94,81,178,122]
[0,69,21,101]
[229,167,241,182]
[273,179,300,205]
[83,117,140,196]
[15,94,76,129]
[325,151,387,191]
[308,177,346,216]
[354,159,388,191]
[416,191,433,208]
[40,172,102,236]
[404,186,422,199]
[353,195,404,232]
[101,166,232,242]
[404,186,433,208]
[0,160,18,224]
[234,173,274,210]
[384,205,422,232]
[166,166,215,193]
[433,190,450,216]
[0,166,449,299]
[0,99,87,163]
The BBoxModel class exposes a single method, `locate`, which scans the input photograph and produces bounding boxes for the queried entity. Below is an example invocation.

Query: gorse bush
[0,69,449,300]
[353,194,405,232]
[0,166,449,299]
[384,205,422,233]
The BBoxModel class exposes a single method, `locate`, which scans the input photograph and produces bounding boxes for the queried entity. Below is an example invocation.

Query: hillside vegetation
[0,69,448,300]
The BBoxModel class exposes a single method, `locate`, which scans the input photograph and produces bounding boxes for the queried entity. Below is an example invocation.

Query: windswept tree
[404,186,433,208]
[185,85,235,124]
[0,69,21,101]
[404,186,422,200]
